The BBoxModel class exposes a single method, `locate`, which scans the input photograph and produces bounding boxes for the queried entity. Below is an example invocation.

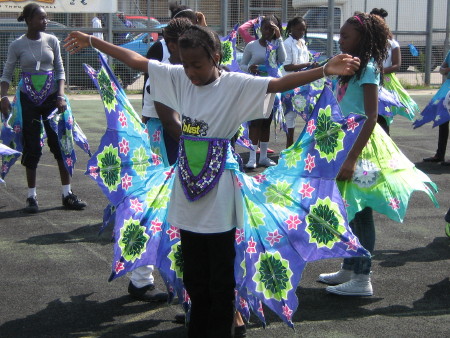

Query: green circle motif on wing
[168,242,184,279]
[98,69,117,113]
[264,180,293,207]
[253,251,293,301]
[305,196,346,249]
[314,105,345,162]
[145,183,171,210]
[60,134,74,155]
[131,146,150,178]
[97,144,121,192]
[221,41,234,66]
[119,217,150,262]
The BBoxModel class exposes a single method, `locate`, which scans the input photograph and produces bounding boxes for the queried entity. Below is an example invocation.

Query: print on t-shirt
[182,116,209,136]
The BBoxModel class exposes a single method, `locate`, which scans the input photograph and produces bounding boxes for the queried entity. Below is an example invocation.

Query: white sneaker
[326,273,373,296]
[245,158,257,169]
[318,264,352,285]
[259,157,276,167]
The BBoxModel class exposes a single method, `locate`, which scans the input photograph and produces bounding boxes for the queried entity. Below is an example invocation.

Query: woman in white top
[239,15,286,169]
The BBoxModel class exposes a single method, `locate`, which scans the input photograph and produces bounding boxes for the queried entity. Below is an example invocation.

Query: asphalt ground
[0,91,449,337]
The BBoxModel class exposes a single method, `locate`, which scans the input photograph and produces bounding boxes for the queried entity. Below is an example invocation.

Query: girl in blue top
[319,13,438,297]
[65,26,360,337]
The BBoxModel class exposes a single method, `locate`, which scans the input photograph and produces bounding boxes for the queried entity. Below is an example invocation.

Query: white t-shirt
[282,35,310,74]
[383,39,400,68]
[142,59,171,118]
[147,60,276,233]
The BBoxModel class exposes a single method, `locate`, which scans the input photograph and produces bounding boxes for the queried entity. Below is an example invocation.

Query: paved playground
[0,91,448,337]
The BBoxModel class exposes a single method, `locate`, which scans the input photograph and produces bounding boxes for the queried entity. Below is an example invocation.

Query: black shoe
[423,155,444,162]
[25,196,39,213]
[62,192,87,210]
[441,161,450,166]
[174,313,186,324]
[234,325,247,337]
[128,281,168,302]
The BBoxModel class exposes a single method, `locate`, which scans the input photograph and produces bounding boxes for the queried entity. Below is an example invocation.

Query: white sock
[259,141,269,159]
[28,187,36,198]
[249,144,258,162]
[62,184,71,197]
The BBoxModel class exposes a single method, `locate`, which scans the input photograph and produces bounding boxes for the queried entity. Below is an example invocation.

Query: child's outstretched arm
[337,84,378,181]
[267,54,360,93]
[64,32,149,73]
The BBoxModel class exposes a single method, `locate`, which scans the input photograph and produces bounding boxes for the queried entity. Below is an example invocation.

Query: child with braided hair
[65,25,359,336]
[319,13,438,296]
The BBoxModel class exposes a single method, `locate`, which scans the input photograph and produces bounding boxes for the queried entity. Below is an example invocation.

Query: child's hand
[336,158,357,181]
[0,97,11,119]
[64,32,90,54]
[248,64,259,75]
[270,23,281,39]
[325,54,360,76]
[196,12,207,27]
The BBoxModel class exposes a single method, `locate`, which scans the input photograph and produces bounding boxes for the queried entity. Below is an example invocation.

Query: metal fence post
[221,0,229,36]
[326,0,335,57]
[425,0,434,85]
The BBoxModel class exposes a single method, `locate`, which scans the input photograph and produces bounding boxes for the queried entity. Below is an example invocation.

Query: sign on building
[0,0,117,13]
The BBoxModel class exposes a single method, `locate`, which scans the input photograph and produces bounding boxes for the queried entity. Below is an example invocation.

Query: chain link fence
[0,0,448,92]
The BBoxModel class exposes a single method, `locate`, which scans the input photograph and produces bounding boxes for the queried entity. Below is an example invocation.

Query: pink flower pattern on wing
[121,173,132,190]
[115,261,125,273]
[344,237,358,251]
[65,157,73,167]
[299,182,315,198]
[239,297,248,309]
[130,198,143,213]
[388,197,401,210]
[253,174,267,183]
[235,228,245,244]
[150,217,163,235]
[282,304,293,321]
[153,129,161,142]
[119,138,130,155]
[152,153,162,166]
[118,111,127,127]
[166,225,180,240]
[285,214,302,230]
[304,153,316,172]
[346,116,359,132]
[306,119,316,135]
[89,165,98,179]
[246,237,257,256]
[266,229,283,246]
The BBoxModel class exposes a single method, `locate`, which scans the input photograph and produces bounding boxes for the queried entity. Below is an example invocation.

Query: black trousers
[20,91,62,169]
[180,228,236,338]
[436,121,449,159]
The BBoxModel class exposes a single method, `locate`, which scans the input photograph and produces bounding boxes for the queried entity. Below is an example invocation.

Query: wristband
[57,95,66,101]
[1,96,8,101]
[322,65,327,78]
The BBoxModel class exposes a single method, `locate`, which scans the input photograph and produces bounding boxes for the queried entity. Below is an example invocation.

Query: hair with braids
[260,14,283,39]
[178,25,222,68]
[163,17,193,44]
[339,13,390,85]
[370,8,393,39]
[169,2,197,23]
[17,3,42,23]
[285,16,308,40]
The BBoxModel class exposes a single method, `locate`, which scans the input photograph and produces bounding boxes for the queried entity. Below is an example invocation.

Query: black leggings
[180,228,236,338]
[20,91,62,169]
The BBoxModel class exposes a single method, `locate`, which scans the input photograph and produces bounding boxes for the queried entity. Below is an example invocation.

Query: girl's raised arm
[64,31,150,73]
[267,54,360,93]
